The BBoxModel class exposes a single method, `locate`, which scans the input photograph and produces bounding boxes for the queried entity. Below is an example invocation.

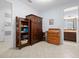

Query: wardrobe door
[31,16,38,44]
[31,17,34,44]
[38,18,43,40]
[26,15,43,45]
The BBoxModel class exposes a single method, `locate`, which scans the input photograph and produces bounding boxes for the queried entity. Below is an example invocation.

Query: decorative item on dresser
[16,14,43,49]
[47,28,60,45]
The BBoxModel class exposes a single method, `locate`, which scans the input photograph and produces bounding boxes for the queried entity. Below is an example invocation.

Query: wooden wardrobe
[26,14,43,45]
[16,17,31,49]
[16,14,43,49]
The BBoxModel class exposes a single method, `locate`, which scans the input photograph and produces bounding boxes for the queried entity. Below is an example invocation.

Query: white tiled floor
[0,41,79,58]
[0,42,10,55]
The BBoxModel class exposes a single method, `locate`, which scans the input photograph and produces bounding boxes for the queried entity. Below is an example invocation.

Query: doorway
[0,0,12,54]
[64,6,78,44]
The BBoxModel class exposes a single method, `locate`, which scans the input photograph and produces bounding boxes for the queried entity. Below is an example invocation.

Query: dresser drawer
[48,33,60,37]
[48,37,60,40]
[48,32,59,34]
[48,37,60,45]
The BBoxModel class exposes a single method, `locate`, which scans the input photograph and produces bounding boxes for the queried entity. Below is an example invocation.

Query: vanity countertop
[64,29,76,32]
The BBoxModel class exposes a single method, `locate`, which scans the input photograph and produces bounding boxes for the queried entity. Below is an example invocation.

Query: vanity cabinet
[64,31,76,42]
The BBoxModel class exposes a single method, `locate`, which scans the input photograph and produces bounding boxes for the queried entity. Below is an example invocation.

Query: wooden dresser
[47,29,60,45]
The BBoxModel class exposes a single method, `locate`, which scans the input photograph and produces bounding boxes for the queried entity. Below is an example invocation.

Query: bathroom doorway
[64,6,78,44]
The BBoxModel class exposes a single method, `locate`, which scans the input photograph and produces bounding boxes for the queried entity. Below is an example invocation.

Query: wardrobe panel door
[38,18,43,40]
[31,17,38,44]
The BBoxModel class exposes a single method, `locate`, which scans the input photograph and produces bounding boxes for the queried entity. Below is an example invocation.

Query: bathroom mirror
[64,18,77,30]
[64,6,78,30]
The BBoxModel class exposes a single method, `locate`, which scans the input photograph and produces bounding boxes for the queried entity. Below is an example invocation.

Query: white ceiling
[21,0,79,12]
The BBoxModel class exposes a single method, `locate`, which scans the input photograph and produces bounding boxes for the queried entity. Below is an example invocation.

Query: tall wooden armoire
[26,14,43,45]
[16,17,31,49]
[16,14,43,49]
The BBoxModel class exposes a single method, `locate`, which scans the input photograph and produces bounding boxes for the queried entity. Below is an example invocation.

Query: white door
[0,11,4,42]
